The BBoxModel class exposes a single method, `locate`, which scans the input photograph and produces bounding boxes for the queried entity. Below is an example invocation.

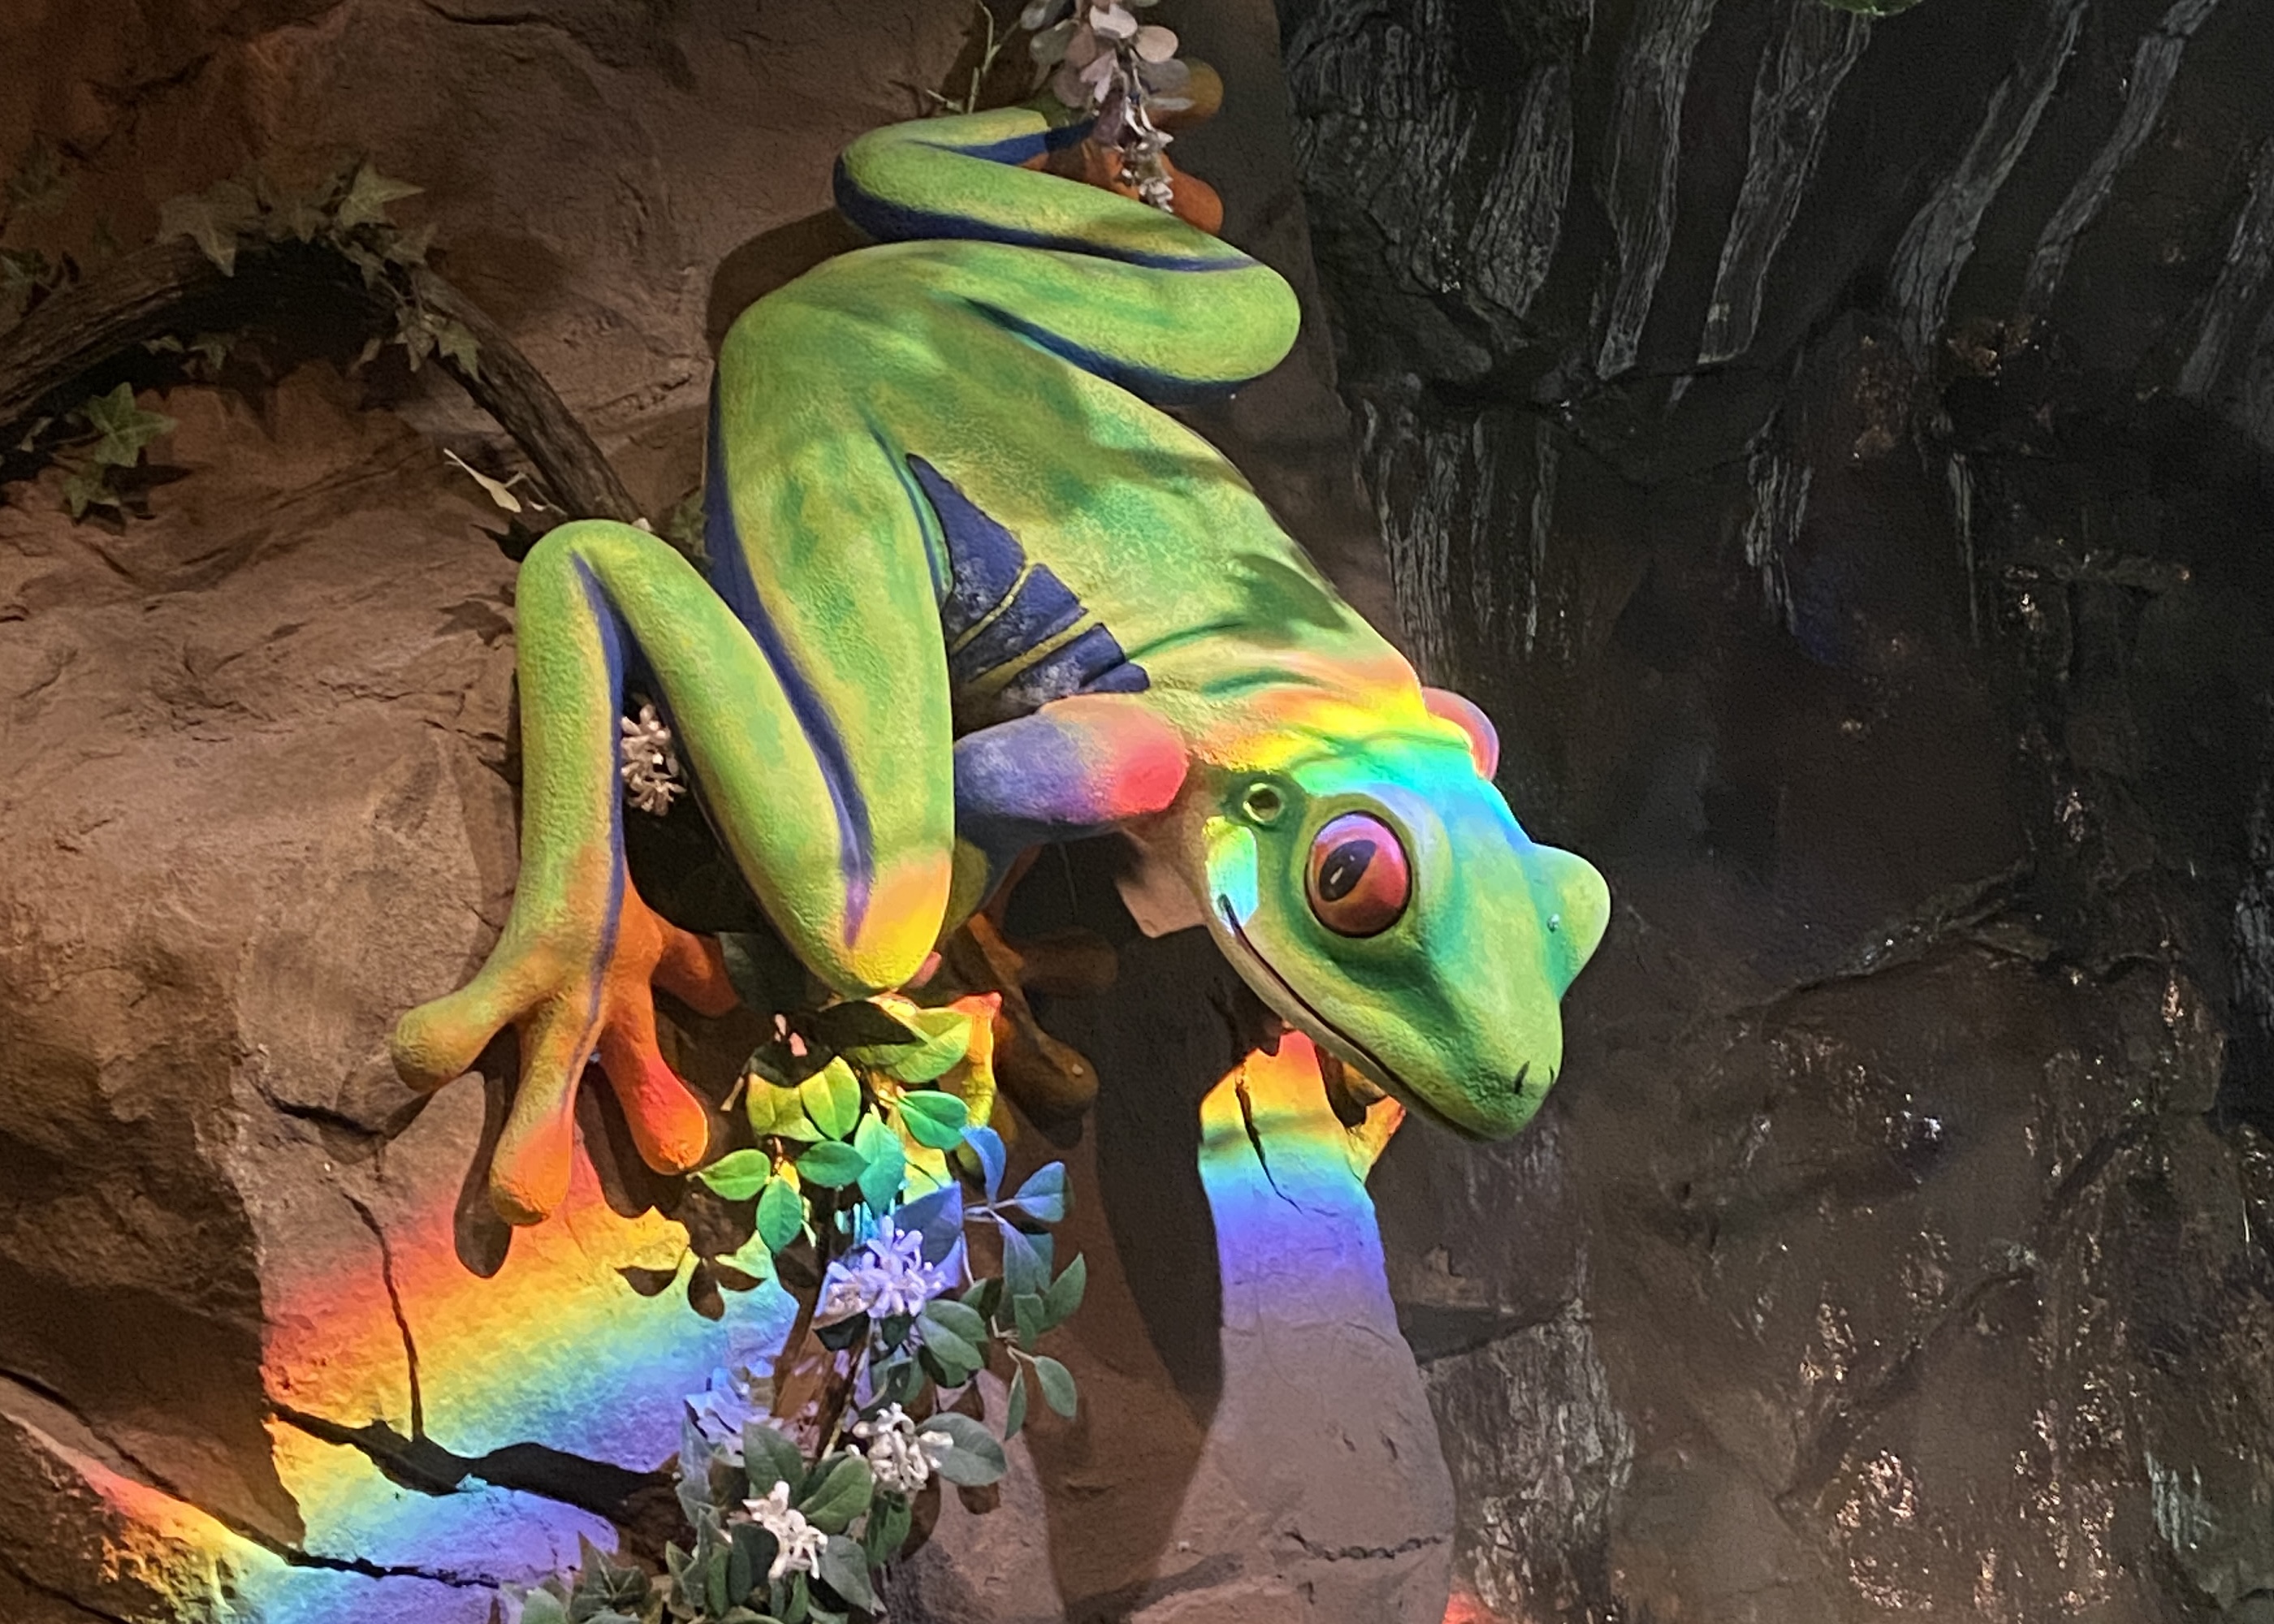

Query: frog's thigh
[543,520,952,994]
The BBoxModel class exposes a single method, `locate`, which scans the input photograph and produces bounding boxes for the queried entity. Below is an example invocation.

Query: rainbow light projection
[66,1038,1449,1621]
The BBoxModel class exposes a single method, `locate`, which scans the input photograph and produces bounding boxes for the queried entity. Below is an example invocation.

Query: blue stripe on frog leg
[702,379,877,935]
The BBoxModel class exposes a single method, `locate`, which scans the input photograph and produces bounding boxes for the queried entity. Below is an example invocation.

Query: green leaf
[728,1522,768,1609]
[6,138,71,217]
[519,1590,571,1624]
[80,383,175,468]
[796,1453,875,1534]
[920,1297,988,1345]
[925,1411,1008,1487]
[869,1009,971,1082]
[741,1422,806,1499]
[854,1115,906,1212]
[1000,1223,1053,1300]
[61,466,119,520]
[1013,1291,1044,1351]
[818,1535,875,1611]
[799,1059,862,1141]
[434,317,482,379]
[863,1491,914,1563]
[963,1125,1008,1201]
[334,163,422,230]
[1042,1255,1087,1329]
[813,1000,924,1052]
[748,1075,821,1142]
[696,1148,772,1203]
[897,1088,969,1150]
[1005,1367,1028,1439]
[756,1176,805,1251]
[919,1320,983,1384]
[795,1139,867,1189]
[1033,1354,1078,1418]
[158,179,259,274]
[1005,1163,1069,1224]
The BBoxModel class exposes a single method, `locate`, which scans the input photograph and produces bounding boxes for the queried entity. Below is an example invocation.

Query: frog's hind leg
[394,519,953,1223]
[394,528,742,1222]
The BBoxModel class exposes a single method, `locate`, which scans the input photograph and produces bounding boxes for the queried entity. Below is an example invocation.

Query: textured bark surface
[0,2,1439,1622]
[1284,0,2274,1618]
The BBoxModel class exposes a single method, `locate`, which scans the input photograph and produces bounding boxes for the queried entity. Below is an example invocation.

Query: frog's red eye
[1307,814,1410,937]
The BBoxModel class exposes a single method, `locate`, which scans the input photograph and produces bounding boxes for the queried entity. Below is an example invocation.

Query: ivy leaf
[80,383,176,469]
[518,1589,571,1624]
[798,1060,861,1141]
[896,1089,968,1151]
[434,317,482,379]
[1032,1354,1079,1418]
[61,466,119,520]
[818,1535,875,1612]
[158,179,259,274]
[1042,1255,1087,1330]
[795,1140,867,1189]
[334,163,422,230]
[854,1115,906,1213]
[924,1412,1007,1487]
[1005,1163,1068,1224]
[756,1175,806,1251]
[962,1125,1008,1203]
[796,1453,875,1534]
[696,1148,772,1203]
[5,137,71,217]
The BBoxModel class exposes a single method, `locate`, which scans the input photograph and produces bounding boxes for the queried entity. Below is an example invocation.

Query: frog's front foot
[391,882,738,1224]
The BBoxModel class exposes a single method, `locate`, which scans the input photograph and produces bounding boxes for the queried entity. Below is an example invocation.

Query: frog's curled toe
[390,883,741,1224]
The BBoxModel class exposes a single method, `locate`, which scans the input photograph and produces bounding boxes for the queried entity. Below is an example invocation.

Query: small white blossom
[740,1479,828,1580]
[618,702,684,815]
[815,1219,954,1324]
[852,1404,954,1496]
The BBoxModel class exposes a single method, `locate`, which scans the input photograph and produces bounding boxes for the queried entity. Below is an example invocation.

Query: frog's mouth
[1214,892,1475,1135]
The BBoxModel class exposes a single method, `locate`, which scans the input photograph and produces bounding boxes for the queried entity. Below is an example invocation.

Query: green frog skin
[391,107,1610,1224]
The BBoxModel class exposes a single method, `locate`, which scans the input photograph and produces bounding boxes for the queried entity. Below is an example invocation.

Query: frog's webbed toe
[391,883,737,1224]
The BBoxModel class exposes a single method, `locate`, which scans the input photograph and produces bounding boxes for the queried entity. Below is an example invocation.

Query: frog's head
[1183,689,1608,1138]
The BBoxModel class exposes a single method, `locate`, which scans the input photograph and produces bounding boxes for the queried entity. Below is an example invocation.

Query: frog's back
[707,110,1415,740]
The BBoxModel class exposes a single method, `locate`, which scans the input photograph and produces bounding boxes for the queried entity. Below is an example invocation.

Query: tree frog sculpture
[392,108,1610,1224]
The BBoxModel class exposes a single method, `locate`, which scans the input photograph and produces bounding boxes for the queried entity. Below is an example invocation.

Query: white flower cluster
[1023,0,1192,212]
[816,1220,954,1324]
[740,1480,828,1580]
[851,1403,954,1497]
[618,702,684,815]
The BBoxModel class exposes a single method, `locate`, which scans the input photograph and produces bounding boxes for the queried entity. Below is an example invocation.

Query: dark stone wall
[1281,0,2274,1617]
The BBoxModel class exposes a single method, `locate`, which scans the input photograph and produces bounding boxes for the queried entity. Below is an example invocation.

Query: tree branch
[0,235,642,524]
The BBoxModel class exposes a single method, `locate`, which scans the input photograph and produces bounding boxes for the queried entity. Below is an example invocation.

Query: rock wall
[1282,0,2274,1618]
[0,2,1448,1621]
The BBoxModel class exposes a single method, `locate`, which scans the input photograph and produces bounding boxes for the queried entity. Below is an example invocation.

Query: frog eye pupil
[1305,813,1411,937]
[1317,840,1376,902]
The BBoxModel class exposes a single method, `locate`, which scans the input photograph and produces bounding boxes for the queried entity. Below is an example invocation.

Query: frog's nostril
[1511,1061,1531,1095]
